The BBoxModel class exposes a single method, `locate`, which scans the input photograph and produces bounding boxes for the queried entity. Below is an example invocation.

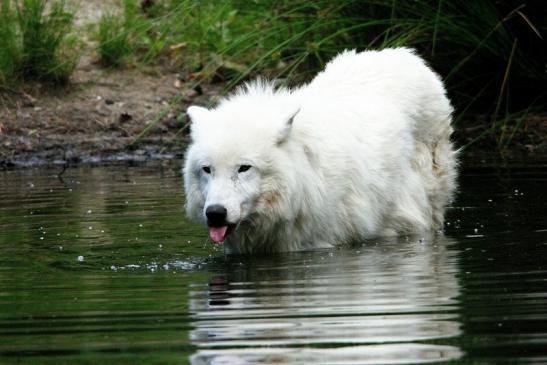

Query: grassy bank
[1,0,546,152]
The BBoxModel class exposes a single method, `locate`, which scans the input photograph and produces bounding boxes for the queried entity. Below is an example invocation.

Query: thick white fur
[183,48,458,254]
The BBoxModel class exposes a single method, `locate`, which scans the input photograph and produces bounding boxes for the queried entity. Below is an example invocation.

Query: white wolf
[183,48,457,254]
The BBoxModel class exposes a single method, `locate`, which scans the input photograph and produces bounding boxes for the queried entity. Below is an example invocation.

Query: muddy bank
[0,56,225,168]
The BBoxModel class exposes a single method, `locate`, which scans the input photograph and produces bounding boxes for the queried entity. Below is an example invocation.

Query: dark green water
[0,162,546,364]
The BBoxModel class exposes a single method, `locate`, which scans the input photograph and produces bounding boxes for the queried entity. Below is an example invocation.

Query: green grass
[0,0,79,85]
[97,11,133,67]
[0,0,20,85]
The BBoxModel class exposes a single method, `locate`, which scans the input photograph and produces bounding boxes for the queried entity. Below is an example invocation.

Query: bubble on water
[88,226,93,230]
[59,246,63,250]
[163,264,169,270]
[110,265,117,271]
[68,188,73,192]
[86,209,92,214]
[158,244,163,248]
[139,224,143,227]
[488,199,492,202]
[101,230,104,233]
[56,233,60,236]
[40,237,44,240]
[125,201,129,204]
[28,182,34,188]
[187,240,191,244]
[77,255,84,262]
[474,228,478,233]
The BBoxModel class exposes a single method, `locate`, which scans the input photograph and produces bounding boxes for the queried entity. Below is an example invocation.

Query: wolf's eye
[238,165,252,173]
[202,166,211,174]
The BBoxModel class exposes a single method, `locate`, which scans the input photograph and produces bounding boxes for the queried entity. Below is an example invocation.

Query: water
[0,162,546,364]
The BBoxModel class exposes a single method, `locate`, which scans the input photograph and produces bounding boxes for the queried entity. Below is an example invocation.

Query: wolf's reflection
[190,236,463,364]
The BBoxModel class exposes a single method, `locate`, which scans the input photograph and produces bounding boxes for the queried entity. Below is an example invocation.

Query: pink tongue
[209,226,228,243]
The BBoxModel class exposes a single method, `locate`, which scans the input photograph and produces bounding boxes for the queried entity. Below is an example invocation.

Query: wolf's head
[183,84,300,244]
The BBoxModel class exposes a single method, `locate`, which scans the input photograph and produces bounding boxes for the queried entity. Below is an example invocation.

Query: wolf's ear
[187,106,210,124]
[276,107,300,145]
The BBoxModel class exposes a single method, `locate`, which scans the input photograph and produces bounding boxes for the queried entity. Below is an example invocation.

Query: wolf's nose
[206,205,228,227]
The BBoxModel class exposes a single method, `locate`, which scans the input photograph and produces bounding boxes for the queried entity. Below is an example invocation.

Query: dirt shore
[0,55,226,168]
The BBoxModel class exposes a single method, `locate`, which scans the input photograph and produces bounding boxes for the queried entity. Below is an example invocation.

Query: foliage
[0,0,79,85]
[97,10,133,67]
[0,0,20,85]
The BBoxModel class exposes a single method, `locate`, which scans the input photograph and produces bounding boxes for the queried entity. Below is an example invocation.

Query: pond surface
[0,162,546,364]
